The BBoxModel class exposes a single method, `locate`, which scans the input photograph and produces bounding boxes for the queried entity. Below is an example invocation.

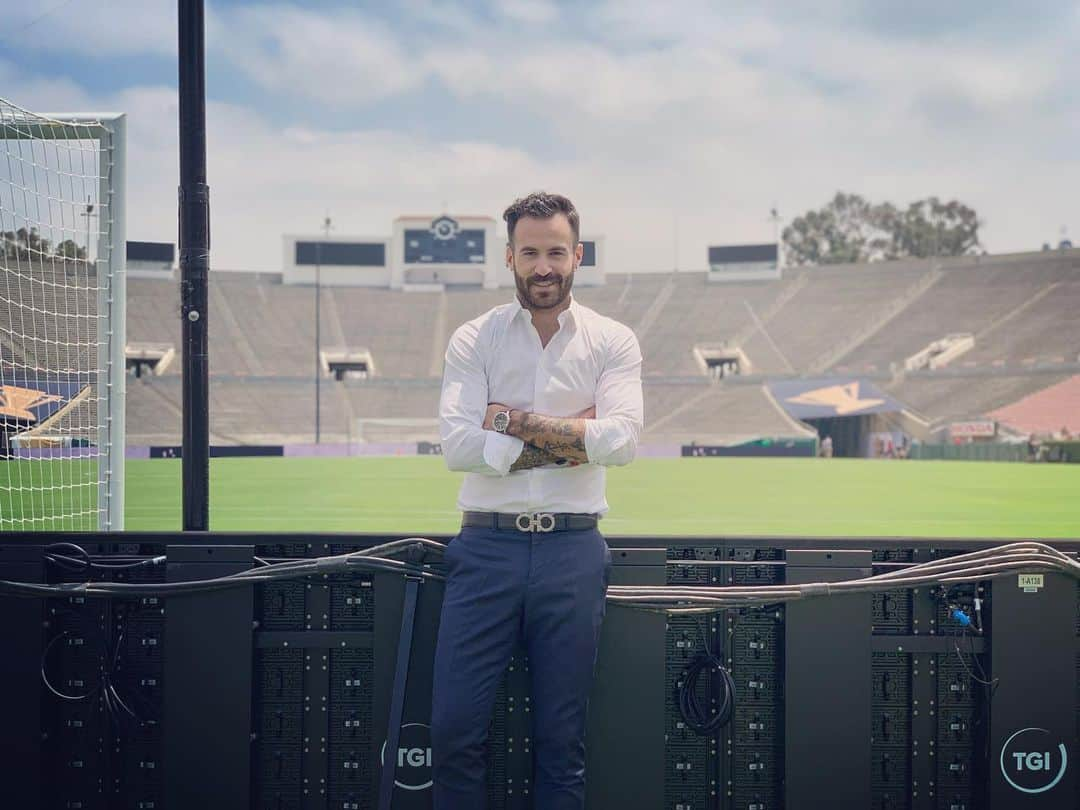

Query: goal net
[0,97,126,530]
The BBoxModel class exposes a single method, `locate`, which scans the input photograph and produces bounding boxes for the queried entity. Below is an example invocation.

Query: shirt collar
[513,293,578,329]
[558,295,578,328]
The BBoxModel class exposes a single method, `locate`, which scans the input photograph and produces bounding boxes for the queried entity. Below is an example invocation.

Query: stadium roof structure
[988,374,1080,436]
[0,381,74,422]
[767,378,907,420]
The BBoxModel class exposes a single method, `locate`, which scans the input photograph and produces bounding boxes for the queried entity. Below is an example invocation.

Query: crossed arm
[483,404,594,471]
[439,321,643,476]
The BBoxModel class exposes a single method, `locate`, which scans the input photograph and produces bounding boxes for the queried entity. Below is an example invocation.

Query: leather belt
[461,511,599,533]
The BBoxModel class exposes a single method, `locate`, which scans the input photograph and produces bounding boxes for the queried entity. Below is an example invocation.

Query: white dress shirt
[439,295,644,515]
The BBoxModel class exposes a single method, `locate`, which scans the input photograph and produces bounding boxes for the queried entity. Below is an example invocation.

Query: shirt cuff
[584,420,606,464]
[585,418,636,465]
[483,431,525,475]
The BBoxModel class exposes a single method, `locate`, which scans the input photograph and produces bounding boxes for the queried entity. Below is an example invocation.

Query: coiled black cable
[676,622,736,735]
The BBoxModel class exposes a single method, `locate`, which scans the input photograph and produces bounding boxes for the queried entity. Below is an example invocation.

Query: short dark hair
[503,191,580,245]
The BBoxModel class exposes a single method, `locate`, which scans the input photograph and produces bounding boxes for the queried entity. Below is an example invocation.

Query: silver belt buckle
[515,512,556,532]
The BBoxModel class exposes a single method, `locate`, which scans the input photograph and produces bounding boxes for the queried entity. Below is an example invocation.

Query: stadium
[8,222,1078,536]
[121,233,1080,454]
[2,4,1080,809]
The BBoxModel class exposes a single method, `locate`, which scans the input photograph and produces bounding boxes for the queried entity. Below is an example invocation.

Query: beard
[514,267,575,311]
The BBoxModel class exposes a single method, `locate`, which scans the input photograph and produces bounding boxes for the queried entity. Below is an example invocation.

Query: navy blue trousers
[431,525,611,809]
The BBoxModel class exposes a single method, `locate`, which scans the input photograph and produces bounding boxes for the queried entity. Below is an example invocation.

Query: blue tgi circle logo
[380,722,433,791]
[999,727,1068,794]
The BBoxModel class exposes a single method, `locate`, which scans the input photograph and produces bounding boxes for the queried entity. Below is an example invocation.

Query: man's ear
[574,241,584,268]
[506,243,513,268]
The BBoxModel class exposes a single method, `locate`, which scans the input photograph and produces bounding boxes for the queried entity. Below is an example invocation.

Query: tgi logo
[999,727,1069,794]
[380,723,433,791]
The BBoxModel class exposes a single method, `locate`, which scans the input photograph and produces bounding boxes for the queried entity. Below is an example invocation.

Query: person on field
[820,434,833,458]
[432,191,644,809]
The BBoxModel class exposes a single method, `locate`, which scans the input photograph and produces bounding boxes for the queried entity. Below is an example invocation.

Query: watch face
[493,411,510,432]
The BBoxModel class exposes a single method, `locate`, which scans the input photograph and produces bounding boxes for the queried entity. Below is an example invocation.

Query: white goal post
[0,98,126,530]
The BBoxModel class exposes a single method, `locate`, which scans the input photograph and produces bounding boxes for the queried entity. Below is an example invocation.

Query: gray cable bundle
[4,541,1077,616]
[607,542,1080,614]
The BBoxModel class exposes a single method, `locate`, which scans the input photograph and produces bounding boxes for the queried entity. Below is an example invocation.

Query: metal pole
[770,206,782,270]
[315,215,330,444]
[81,197,93,261]
[104,117,126,530]
[672,211,678,273]
[178,0,210,530]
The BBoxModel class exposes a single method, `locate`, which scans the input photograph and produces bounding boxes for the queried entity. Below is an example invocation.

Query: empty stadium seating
[840,254,1079,372]
[888,371,1073,425]
[0,259,100,378]
[122,247,1080,442]
[7,248,1080,446]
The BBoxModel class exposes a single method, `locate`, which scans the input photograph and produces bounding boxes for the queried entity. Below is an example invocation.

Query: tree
[30,227,52,258]
[6,226,52,260]
[782,192,890,266]
[884,197,980,260]
[54,239,87,260]
[15,227,30,259]
[783,192,982,266]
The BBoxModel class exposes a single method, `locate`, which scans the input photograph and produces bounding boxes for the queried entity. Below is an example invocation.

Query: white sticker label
[1018,574,1044,593]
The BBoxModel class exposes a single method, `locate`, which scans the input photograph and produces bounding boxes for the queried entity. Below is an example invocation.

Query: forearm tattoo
[513,413,589,463]
[509,443,579,472]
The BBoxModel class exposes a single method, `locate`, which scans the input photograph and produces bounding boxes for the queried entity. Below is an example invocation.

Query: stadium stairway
[809,264,943,375]
[209,279,265,375]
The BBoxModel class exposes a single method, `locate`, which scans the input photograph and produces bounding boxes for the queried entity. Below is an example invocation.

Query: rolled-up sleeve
[584,327,644,466]
[439,322,524,476]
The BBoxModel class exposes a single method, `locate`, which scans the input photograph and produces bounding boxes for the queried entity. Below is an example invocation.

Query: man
[432,191,644,809]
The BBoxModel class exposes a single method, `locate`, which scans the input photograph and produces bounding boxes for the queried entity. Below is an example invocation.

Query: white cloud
[397,0,485,35]
[3,0,175,57]
[2,1,1077,273]
[0,62,92,114]
[495,0,560,25]
[208,5,429,106]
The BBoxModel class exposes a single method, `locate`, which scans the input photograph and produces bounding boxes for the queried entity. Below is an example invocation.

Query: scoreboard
[403,216,485,264]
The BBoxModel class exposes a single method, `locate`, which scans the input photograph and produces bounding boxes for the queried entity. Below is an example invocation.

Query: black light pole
[178,0,210,530]
[315,240,321,444]
[315,215,330,444]
[79,197,93,261]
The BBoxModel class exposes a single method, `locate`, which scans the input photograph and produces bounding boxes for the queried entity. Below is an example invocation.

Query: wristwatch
[492,409,512,434]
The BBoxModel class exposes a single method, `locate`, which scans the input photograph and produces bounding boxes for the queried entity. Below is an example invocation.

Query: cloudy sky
[2,0,1077,272]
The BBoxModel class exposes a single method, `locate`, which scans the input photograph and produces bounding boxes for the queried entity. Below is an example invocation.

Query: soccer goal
[354,417,441,446]
[0,97,126,530]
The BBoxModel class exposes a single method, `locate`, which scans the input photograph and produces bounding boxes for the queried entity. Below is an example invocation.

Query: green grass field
[3,456,1078,537]
[71,457,1080,537]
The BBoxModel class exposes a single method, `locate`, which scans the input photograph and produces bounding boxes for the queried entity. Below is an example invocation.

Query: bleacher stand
[108,247,1080,447]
